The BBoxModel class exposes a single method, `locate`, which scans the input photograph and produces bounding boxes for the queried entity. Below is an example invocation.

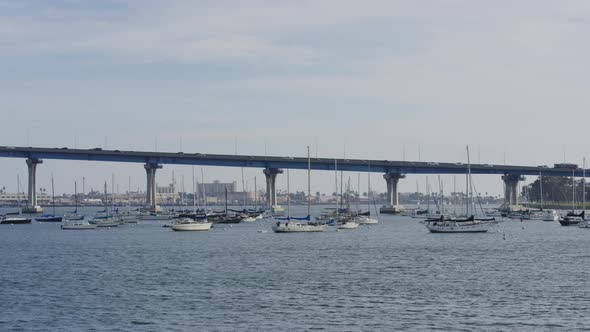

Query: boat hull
[35,216,63,222]
[172,222,212,231]
[1,218,32,224]
[426,222,490,233]
[559,219,583,226]
[61,224,96,230]
[338,222,360,229]
[272,224,325,233]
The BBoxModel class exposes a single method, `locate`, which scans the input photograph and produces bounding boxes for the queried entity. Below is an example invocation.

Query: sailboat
[534,171,559,222]
[172,167,212,231]
[61,180,96,229]
[272,147,325,233]
[577,159,590,228]
[36,175,63,222]
[356,168,378,225]
[91,182,119,227]
[560,166,585,226]
[64,181,84,221]
[337,177,359,229]
[1,175,32,224]
[424,146,495,233]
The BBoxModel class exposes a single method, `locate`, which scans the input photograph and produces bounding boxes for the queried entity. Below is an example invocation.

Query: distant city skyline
[2,1,589,196]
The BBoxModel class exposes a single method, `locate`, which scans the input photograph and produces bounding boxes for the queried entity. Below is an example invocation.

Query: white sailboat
[172,167,212,231]
[337,177,359,229]
[62,181,96,230]
[424,146,495,233]
[92,181,119,227]
[272,147,325,233]
[578,159,590,228]
[355,169,378,225]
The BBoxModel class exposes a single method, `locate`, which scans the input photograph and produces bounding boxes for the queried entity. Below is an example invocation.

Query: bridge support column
[263,168,283,210]
[23,158,43,213]
[380,173,405,214]
[144,163,163,212]
[502,174,525,212]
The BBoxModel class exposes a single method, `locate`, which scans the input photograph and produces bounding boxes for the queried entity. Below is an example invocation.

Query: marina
[3,1,590,330]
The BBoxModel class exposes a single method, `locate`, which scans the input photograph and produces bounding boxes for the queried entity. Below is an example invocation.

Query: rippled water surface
[2,206,590,331]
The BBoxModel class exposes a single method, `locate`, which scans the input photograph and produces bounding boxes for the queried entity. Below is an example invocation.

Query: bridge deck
[0,146,585,176]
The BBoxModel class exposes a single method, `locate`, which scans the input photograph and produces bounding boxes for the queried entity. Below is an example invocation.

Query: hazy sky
[1,0,589,196]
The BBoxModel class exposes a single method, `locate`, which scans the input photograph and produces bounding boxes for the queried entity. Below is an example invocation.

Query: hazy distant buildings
[0,192,50,206]
[197,180,237,196]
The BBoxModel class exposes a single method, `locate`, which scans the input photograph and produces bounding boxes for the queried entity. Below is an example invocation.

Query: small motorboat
[355,215,378,225]
[171,218,212,231]
[61,219,96,230]
[337,221,359,229]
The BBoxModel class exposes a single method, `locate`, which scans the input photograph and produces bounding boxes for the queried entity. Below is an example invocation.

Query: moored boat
[355,215,378,225]
[272,147,325,233]
[337,220,359,229]
[425,216,492,233]
[61,219,96,230]
[35,215,63,222]
[171,218,212,231]
[559,211,585,226]
[0,217,32,224]
[542,210,559,222]
[272,220,325,232]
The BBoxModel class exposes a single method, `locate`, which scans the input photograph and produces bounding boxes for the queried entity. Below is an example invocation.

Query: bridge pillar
[144,163,163,212]
[502,174,525,211]
[263,168,283,210]
[380,173,405,214]
[23,158,43,213]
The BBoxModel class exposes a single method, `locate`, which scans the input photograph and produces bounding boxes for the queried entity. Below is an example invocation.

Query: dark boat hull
[1,218,32,224]
[35,216,63,222]
[559,219,582,226]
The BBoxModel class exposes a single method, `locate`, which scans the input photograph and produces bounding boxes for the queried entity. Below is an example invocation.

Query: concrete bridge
[0,146,585,213]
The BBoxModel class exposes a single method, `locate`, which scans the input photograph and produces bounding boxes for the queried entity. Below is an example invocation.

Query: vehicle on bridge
[554,163,578,169]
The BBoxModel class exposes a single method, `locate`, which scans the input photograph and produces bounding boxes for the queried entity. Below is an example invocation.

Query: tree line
[522,176,589,203]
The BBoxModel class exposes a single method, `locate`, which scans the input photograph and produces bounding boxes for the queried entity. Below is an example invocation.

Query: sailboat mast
[201,168,207,212]
[254,176,258,211]
[287,169,291,219]
[584,160,587,212]
[335,159,339,218]
[192,167,196,214]
[224,186,228,214]
[426,177,430,212]
[307,146,311,217]
[74,181,78,213]
[357,173,361,214]
[16,174,20,208]
[573,169,576,212]
[51,175,55,216]
[104,181,108,214]
[367,161,371,214]
[241,167,246,208]
[340,169,343,210]
[539,172,543,209]
[111,173,115,214]
[466,146,471,216]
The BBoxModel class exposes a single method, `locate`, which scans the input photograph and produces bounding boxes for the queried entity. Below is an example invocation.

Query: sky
[1,0,590,197]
